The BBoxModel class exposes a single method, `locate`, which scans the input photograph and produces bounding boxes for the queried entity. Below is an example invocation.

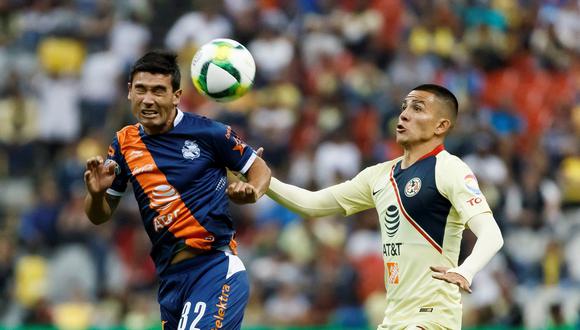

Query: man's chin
[139,116,161,126]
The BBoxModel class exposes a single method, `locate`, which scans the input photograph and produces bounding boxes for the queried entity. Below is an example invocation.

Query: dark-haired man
[84,50,271,329]
[266,84,503,329]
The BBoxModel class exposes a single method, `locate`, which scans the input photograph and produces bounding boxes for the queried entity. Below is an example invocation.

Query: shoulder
[357,158,401,180]
[435,151,476,189]
[115,124,140,145]
[436,150,471,171]
[182,112,220,125]
[368,158,400,172]
[180,112,224,131]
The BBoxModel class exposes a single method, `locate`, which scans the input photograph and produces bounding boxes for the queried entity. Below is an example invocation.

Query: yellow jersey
[328,147,492,329]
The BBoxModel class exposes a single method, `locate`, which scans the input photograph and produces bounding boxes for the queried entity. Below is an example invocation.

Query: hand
[84,156,117,196]
[430,266,472,293]
[256,147,264,158]
[227,181,259,204]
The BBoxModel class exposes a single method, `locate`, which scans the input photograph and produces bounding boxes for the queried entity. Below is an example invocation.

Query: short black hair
[412,84,458,119]
[129,50,181,91]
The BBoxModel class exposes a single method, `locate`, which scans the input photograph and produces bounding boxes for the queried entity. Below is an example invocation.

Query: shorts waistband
[163,246,230,277]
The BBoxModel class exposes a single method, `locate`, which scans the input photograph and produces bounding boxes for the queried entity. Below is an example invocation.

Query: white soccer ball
[190,38,256,102]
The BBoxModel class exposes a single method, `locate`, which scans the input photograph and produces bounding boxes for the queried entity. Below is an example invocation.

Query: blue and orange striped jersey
[105,110,256,274]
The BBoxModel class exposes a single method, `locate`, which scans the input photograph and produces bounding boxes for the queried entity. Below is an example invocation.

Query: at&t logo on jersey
[151,185,181,231]
[404,177,422,197]
[182,140,201,160]
[383,205,400,237]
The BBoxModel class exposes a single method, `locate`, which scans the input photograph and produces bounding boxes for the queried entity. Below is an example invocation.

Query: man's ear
[173,89,183,105]
[435,118,452,136]
[127,82,132,99]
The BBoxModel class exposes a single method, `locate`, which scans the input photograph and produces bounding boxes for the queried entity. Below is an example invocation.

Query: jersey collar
[174,108,184,127]
[418,144,445,161]
[138,108,184,135]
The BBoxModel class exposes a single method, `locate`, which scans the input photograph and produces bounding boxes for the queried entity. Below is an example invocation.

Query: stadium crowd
[0,0,579,328]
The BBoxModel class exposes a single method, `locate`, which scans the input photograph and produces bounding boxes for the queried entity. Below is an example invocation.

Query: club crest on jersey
[182,140,200,160]
[404,177,422,197]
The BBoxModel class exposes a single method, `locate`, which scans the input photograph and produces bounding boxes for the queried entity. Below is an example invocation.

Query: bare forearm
[245,157,271,198]
[84,193,113,225]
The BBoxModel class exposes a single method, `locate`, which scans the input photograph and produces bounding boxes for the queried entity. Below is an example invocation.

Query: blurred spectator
[313,127,361,188]
[34,71,82,151]
[109,7,151,67]
[165,1,232,52]
[248,11,294,83]
[463,132,508,212]
[407,1,459,61]
[0,72,39,177]
[559,143,580,206]
[79,49,124,135]
[531,23,572,71]
[388,48,437,92]
[463,23,509,71]
[334,0,383,55]
[19,176,61,250]
[264,281,310,326]
[504,166,561,229]
[542,240,568,286]
[0,235,15,318]
[551,1,580,53]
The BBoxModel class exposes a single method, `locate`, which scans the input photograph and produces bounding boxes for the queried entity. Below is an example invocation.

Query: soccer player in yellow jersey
[265,84,504,329]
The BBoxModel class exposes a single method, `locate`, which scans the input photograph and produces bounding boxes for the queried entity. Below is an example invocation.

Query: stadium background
[0,0,579,329]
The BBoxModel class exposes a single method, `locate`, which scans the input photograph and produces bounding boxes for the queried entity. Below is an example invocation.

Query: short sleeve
[105,135,129,197]
[436,156,492,225]
[328,164,380,216]
[212,123,256,174]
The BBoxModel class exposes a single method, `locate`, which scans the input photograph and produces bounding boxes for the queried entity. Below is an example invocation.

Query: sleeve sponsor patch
[464,174,482,195]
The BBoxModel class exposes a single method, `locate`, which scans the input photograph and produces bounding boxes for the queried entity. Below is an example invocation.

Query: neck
[401,140,444,169]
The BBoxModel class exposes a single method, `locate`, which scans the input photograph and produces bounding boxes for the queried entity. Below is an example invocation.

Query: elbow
[93,218,109,226]
[497,233,504,251]
[264,166,272,188]
[491,225,504,252]
[86,214,109,226]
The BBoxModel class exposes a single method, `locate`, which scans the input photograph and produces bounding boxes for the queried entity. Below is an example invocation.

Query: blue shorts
[158,250,249,330]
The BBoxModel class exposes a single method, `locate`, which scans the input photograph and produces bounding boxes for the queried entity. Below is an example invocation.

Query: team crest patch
[404,177,422,197]
[182,140,200,160]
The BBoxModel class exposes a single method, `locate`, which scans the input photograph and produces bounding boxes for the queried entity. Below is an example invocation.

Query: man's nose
[142,92,155,104]
[399,108,409,121]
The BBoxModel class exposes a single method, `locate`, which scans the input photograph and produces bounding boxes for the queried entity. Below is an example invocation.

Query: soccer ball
[190,38,256,102]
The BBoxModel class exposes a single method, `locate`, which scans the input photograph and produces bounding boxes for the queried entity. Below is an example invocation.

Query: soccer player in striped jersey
[265,84,504,329]
[83,50,271,330]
